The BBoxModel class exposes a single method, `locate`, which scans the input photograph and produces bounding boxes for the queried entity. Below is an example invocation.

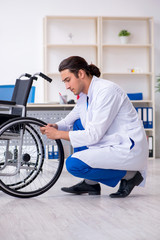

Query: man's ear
[78,69,85,79]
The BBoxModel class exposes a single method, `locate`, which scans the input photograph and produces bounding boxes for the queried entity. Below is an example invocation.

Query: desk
[27,103,75,158]
[27,103,74,123]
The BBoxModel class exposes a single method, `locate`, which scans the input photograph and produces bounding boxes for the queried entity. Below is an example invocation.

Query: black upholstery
[11,79,33,116]
[11,79,33,106]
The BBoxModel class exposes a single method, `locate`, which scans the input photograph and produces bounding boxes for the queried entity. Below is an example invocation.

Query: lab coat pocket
[125,121,142,150]
[129,138,135,150]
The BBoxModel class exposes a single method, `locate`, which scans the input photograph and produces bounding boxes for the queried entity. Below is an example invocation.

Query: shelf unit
[100,16,155,158]
[43,16,155,158]
[43,16,100,103]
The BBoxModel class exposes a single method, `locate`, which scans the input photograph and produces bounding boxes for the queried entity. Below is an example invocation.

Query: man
[40,56,148,198]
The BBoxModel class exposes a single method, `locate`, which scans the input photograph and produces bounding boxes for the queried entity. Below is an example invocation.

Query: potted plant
[155,75,160,92]
[118,29,131,44]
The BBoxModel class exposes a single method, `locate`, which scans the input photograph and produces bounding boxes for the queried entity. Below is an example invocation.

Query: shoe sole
[61,189,100,195]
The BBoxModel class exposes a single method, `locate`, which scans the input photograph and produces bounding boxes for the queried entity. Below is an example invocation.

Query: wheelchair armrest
[0,100,16,105]
[0,102,26,117]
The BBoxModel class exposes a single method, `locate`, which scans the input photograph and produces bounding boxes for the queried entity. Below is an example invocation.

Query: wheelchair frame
[0,73,64,198]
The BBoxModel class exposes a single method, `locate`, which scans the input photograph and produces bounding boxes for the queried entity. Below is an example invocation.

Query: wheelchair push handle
[34,72,52,83]
[39,72,52,83]
[25,73,32,78]
[19,73,32,79]
[19,72,52,83]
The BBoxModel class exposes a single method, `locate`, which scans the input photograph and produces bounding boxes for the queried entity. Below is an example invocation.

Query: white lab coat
[57,76,148,182]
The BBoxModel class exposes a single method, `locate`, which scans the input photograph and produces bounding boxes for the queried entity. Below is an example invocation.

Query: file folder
[136,107,143,121]
[135,107,153,129]
[48,145,54,159]
[143,107,148,128]
[148,136,153,158]
[148,107,153,128]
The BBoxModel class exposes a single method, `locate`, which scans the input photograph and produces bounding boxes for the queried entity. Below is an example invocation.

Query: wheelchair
[0,73,64,198]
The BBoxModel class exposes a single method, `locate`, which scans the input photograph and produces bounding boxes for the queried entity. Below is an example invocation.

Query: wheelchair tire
[0,117,64,198]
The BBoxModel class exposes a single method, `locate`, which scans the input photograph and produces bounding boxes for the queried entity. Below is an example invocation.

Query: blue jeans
[66,119,126,187]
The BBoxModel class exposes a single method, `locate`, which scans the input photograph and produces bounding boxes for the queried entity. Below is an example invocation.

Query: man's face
[60,69,84,95]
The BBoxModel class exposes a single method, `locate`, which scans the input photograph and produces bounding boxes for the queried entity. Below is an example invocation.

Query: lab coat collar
[87,75,97,103]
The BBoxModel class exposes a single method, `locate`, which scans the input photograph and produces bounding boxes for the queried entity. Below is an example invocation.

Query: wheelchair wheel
[0,117,64,198]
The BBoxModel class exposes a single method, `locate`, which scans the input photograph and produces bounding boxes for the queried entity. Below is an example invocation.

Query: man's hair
[58,56,101,78]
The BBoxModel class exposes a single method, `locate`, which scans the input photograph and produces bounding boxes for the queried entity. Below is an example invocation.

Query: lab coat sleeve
[56,104,79,131]
[69,88,125,148]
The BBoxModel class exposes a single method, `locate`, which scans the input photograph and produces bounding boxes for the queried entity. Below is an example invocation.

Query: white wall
[0,0,160,156]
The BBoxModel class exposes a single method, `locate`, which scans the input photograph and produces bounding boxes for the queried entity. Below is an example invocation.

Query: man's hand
[41,125,59,139]
[40,124,69,141]
[40,123,58,135]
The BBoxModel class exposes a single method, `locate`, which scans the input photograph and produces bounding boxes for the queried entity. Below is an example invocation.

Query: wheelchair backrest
[11,78,33,116]
[11,78,33,106]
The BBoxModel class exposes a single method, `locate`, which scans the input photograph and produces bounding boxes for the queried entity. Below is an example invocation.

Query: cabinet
[43,16,155,158]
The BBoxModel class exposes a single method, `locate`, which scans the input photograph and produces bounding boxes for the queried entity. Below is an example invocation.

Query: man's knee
[66,156,90,176]
[66,156,74,173]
